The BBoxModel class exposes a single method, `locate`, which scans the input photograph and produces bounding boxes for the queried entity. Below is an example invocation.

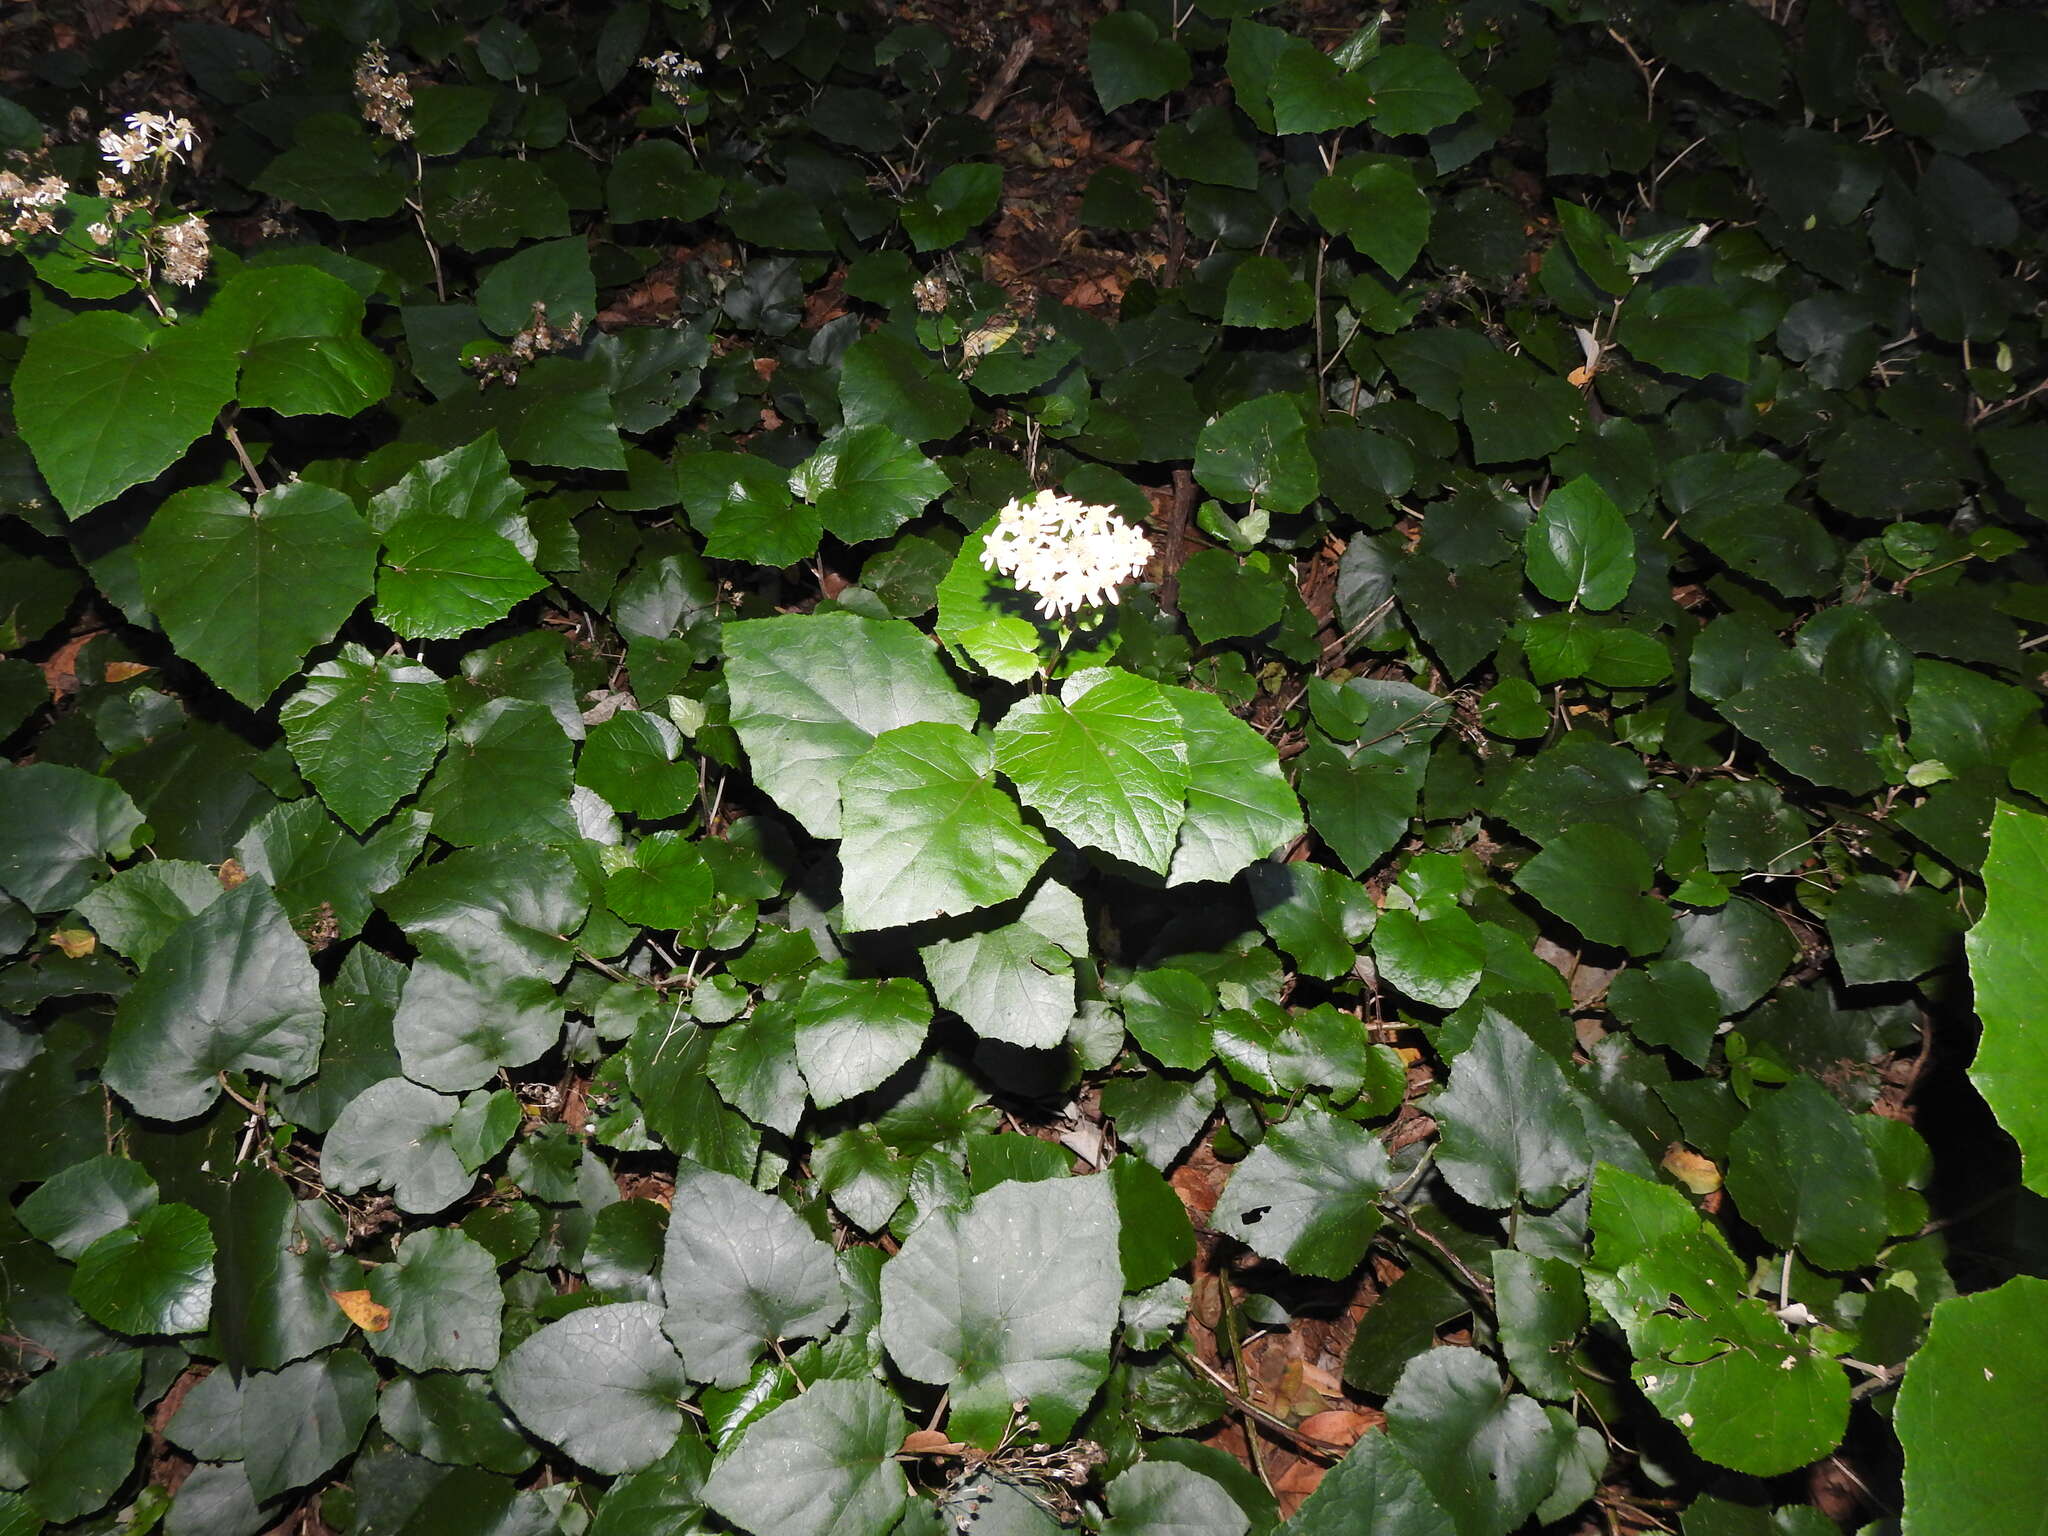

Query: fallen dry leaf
[1663,1144,1723,1195]
[330,1289,390,1332]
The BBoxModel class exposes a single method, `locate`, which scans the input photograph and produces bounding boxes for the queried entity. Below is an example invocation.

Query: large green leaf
[1210,1105,1391,1280]
[280,644,450,834]
[207,1170,355,1374]
[700,1378,907,1536]
[0,1350,143,1523]
[379,1369,536,1476]
[1512,825,1670,956]
[1283,1430,1455,1536]
[838,330,969,444]
[76,860,225,966]
[71,1202,214,1336]
[1090,12,1190,113]
[1166,688,1303,887]
[838,722,1050,931]
[1725,1077,1889,1272]
[14,308,239,516]
[679,449,818,566]
[1310,158,1432,279]
[1101,1462,1249,1536]
[790,967,932,1108]
[234,801,428,948]
[1383,1347,1564,1536]
[1194,395,1319,515]
[1361,44,1480,137]
[921,911,1076,1050]
[495,1302,690,1475]
[1965,801,2048,1196]
[1434,1011,1592,1211]
[102,881,323,1122]
[660,1161,845,1387]
[210,264,393,417]
[240,1350,378,1502]
[135,481,378,708]
[996,670,1191,875]
[0,764,144,912]
[880,1175,1121,1446]
[1896,1275,2048,1534]
[1585,1165,1849,1477]
[724,614,977,838]
[416,698,575,848]
[375,512,547,641]
[16,1154,156,1260]
[1372,907,1486,1010]
[320,1077,473,1215]
[367,1228,503,1373]
[791,425,950,545]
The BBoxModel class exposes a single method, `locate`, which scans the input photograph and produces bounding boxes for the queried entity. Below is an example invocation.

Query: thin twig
[969,36,1036,120]
[1172,1345,1349,1460]
[222,419,266,494]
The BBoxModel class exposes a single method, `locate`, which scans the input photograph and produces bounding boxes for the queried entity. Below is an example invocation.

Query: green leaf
[902,162,1003,252]
[379,1369,536,1475]
[280,644,450,834]
[1513,825,1670,956]
[1726,1078,1889,1272]
[1585,1165,1849,1477]
[135,481,378,709]
[320,1077,473,1215]
[14,308,239,516]
[996,670,1191,875]
[0,1350,143,1523]
[422,156,571,251]
[700,1378,907,1536]
[416,698,575,848]
[1211,1105,1391,1280]
[838,330,970,444]
[17,1154,156,1260]
[791,967,932,1107]
[210,265,393,417]
[0,765,144,912]
[817,1127,913,1232]
[495,1301,690,1475]
[1165,689,1303,887]
[207,1170,355,1374]
[577,711,699,820]
[1269,36,1376,133]
[1458,349,1585,465]
[74,859,223,966]
[376,512,547,641]
[838,722,1050,931]
[102,881,322,1122]
[1119,968,1216,1070]
[255,119,407,221]
[1194,396,1319,515]
[880,1175,1121,1445]
[1178,548,1286,644]
[366,432,527,539]
[1090,12,1191,113]
[1896,1275,2048,1533]
[1102,1463,1249,1536]
[1283,1430,1455,1536]
[789,426,952,548]
[1361,45,1480,137]
[1490,1250,1587,1404]
[708,1001,806,1135]
[1618,285,1760,381]
[921,910,1076,1054]
[366,1228,502,1373]
[1433,1011,1592,1211]
[1110,1155,1196,1293]
[607,138,723,223]
[1383,1347,1563,1536]
[677,450,817,566]
[725,613,977,839]
[1224,256,1315,330]
[476,237,596,338]
[1372,907,1485,1010]
[660,1161,845,1386]
[1965,802,2048,1197]
[606,831,715,929]
[1524,475,1633,611]
[71,1202,214,1335]
[1310,158,1432,278]
[240,1350,378,1502]
[1245,862,1373,979]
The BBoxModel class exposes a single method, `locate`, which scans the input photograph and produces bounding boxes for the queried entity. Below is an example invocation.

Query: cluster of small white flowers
[640,51,704,109]
[982,490,1153,620]
[155,215,210,287]
[98,111,196,175]
[354,42,414,141]
[0,169,70,243]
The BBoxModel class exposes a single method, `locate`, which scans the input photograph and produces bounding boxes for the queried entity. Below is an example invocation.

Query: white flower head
[641,51,705,110]
[355,42,414,141]
[982,489,1152,621]
[100,111,197,174]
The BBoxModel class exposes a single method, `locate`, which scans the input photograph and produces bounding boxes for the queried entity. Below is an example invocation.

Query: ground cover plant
[1,0,2045,1530]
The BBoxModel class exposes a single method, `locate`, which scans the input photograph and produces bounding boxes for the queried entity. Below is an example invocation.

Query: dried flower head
[156,215,210,287]
[913,269,950,313]
[355,42,414,141]
[640,50,705,110]
[1,168,70,243]
[982,490,1153,621]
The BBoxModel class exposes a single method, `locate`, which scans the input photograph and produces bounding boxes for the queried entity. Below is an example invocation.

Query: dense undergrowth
[1,0,2046,1532]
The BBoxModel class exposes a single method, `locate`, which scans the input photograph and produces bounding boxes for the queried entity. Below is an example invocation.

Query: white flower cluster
[98,111,196,175]
[156,215,210,287]
[982,490,1153,621]
[641,51,704,110]
[355,42,414,141]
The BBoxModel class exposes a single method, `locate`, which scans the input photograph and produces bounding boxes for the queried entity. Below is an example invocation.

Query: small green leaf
[1372,907,1485,1010]
[1211,1105,1391,1280]
[1726,1077,1889,1272]
[1513,825,1670,956]
[1090,12,1191,113]
[210,264,393,417]
[71,1202,213,1336]
[838,330,970,444]
[791,966,932,1107]
[1224,256,1315,330]
[1362,45,1480,136]
[791,426,952,547]
[1310,158,1432,278]
[375,512,547,641]
[320,1077,473,1215]
[280,644,450,834]
[901,163,1003,252]
[1433,1011,1592,1211]
[1384,1346,1564,1536]
[1102,1462,1249,1536]
[606,831,715,929]
[366,1228,502,1373]
[240,1350,378,1502]
[1524,475,1633,611]
[1194,395,1320,515]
